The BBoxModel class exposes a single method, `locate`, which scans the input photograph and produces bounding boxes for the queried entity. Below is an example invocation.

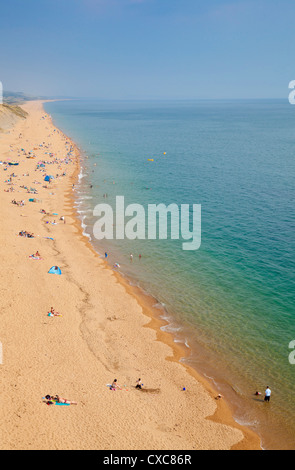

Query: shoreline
[60,104,262,450]
[0,100,261,450]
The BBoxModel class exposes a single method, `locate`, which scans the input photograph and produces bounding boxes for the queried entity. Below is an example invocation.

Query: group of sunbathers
[19,230,34,238]
[12,199,25,206]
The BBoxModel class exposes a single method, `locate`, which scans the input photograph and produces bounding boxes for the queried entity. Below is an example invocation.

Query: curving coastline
[0,100,261,450]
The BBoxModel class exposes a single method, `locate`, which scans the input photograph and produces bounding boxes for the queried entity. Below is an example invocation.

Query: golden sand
[0,101,261,450]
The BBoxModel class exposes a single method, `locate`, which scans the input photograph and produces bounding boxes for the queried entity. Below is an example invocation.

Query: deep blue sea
[44,99,295,449]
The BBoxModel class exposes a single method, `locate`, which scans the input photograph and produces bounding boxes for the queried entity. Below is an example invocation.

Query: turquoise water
[44,99,295,449]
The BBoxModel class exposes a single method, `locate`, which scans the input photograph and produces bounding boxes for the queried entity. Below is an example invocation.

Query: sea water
[44,99,295,450]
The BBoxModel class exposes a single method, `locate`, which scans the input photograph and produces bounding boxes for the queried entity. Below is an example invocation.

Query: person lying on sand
[43,395,77,405]
[54,395,77,405]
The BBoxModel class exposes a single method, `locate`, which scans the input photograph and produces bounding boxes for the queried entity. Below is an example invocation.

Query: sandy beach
[0,100,261,450]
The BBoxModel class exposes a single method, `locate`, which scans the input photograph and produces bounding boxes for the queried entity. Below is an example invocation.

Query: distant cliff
[3,91,44,105]
[0,103,28,132]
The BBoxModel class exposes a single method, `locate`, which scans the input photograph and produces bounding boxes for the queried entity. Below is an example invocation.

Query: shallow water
[45,99,295,449]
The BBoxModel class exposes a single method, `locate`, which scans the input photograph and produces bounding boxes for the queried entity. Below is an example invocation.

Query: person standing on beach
[135,378,143,390]
[264,386,271,402]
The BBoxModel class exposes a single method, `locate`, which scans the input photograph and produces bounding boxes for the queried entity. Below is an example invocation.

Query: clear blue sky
[0,0,294,99]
